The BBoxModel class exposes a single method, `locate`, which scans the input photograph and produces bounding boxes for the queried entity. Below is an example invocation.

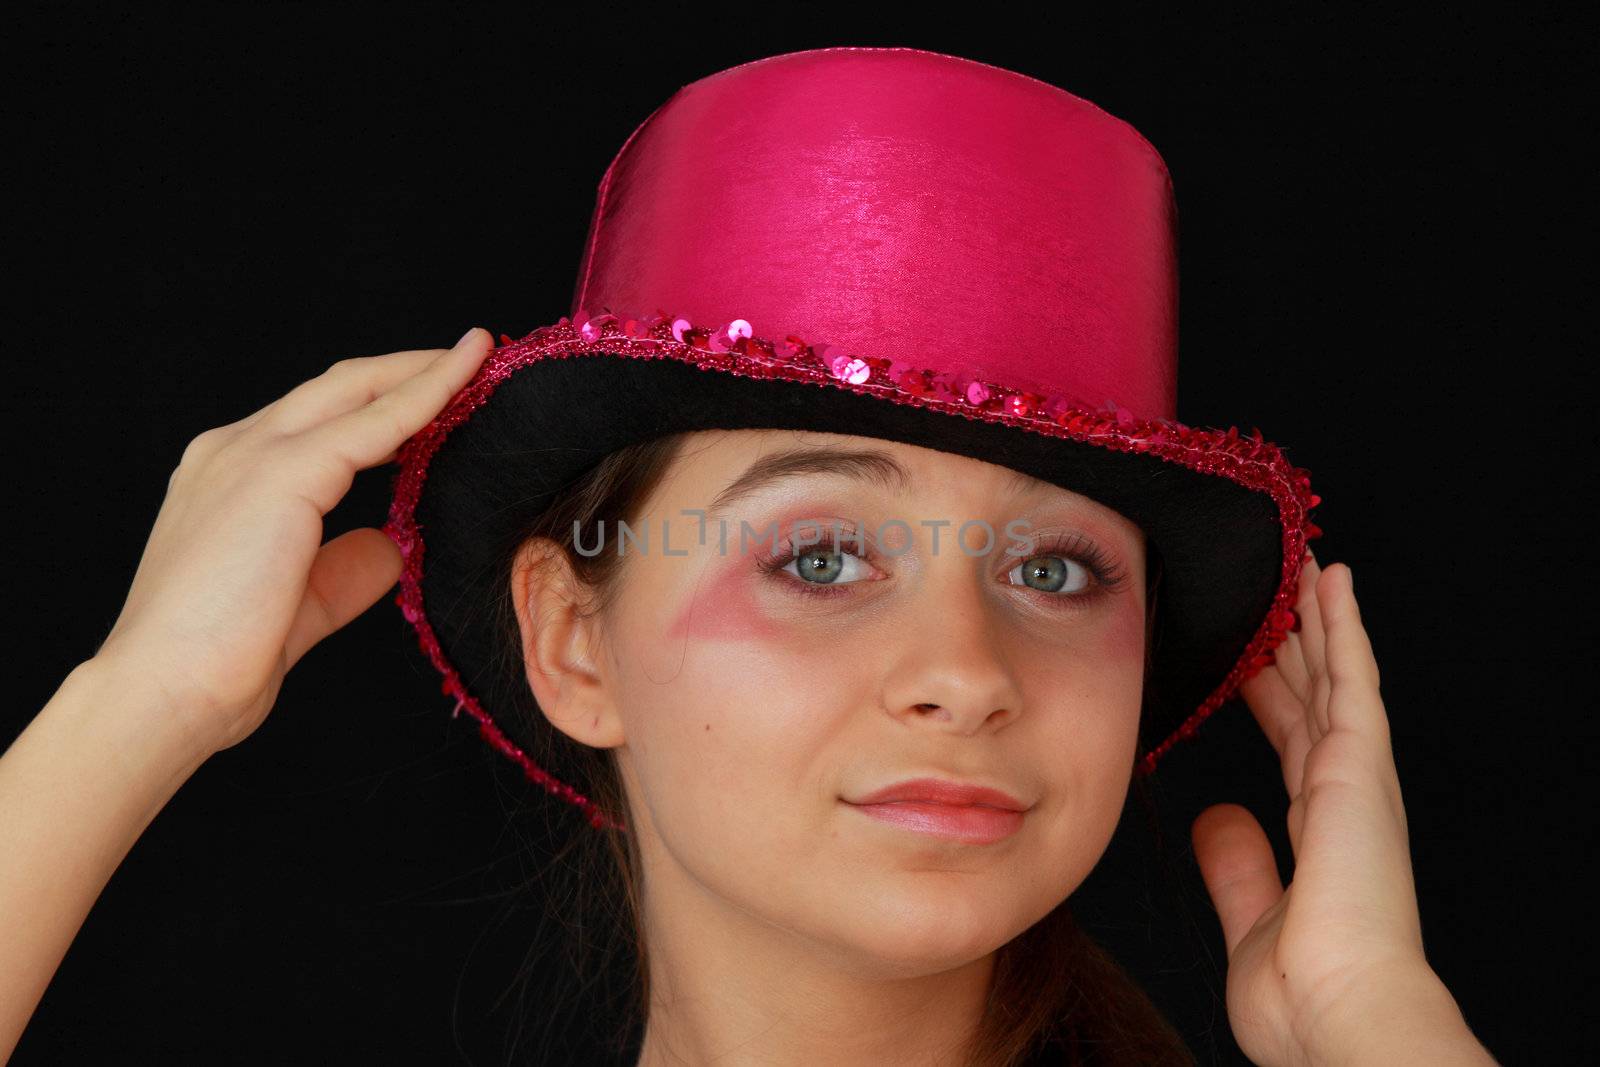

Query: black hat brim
[400,342,1307,783]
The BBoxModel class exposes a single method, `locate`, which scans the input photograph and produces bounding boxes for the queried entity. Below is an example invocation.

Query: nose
[878,561,1024,736]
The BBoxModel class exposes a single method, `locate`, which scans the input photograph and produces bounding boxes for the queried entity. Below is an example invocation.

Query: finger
[229,344,464,445]
[1294,550,1328,691]
[1268,630,1312,708]
[283,527,404,670]
[1239,666,1313,798]
[257,347,452,436]
[291,327,493,509]
[1270,555,1316,706]
[1191,803,1284,959]
[1306,565,1407,829]
[1319,564,1386,742]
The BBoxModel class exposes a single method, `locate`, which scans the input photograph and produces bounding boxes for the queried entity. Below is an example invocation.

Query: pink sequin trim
[384,309,1324,833]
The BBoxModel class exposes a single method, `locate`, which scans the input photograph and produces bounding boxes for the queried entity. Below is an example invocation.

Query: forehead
[658,429,1146,547]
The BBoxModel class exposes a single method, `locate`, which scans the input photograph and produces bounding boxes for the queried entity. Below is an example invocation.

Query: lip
[849,777,1029,811]
[842,777,1031,845]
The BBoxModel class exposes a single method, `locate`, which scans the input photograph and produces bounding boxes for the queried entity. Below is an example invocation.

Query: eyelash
[757,530,1130,607]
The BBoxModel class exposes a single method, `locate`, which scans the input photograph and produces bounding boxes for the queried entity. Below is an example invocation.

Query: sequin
[383,308,1323,829]
[898,368,933,396]
[1002,393,1035,418]
[828,354,871,384]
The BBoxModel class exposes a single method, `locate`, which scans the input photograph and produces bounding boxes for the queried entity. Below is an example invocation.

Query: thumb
[1192,803,1284,959]
[283,527,404,670]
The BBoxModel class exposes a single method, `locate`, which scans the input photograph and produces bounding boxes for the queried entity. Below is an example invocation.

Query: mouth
[841,798,1027,844]
[847,776,1030,812]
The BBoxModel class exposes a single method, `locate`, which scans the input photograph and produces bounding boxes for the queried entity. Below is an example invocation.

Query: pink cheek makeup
[1098,586,1148,666]
[664,506,861,643]
[665,549,788,643]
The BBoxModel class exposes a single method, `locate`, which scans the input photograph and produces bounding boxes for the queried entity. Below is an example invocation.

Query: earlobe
[510,541,627,750]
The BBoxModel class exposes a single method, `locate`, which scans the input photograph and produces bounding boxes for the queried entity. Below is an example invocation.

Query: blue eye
[772,545,875,592]
[1001,532,1130,608]
[1006,554,1091,595]
[758,531,880,600]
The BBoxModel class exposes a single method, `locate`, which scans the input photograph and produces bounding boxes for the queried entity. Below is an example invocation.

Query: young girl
[0,48,1498,1066]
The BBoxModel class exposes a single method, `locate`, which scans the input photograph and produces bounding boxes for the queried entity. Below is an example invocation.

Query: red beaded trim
[384,309,1323,833]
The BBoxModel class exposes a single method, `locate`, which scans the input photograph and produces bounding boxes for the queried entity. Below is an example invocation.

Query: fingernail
[454,326,479,348]
[1345,565,1354,592]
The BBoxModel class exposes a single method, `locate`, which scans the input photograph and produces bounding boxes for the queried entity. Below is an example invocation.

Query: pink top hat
[385,47,1321,831]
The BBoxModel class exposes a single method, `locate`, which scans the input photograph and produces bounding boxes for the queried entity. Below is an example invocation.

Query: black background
[7,3,1589,1064]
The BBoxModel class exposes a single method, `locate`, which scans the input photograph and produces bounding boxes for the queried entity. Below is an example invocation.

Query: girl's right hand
[91,326,494,762]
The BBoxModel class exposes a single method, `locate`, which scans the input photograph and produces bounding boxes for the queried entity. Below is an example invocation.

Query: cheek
[625,557,859,823]
[659,556,882,753]
[1026,595,1146,708]
[664,553,786,643]
[1097,593,1149,676]
[1069,603,1145,755]
[1019,599,1146,814]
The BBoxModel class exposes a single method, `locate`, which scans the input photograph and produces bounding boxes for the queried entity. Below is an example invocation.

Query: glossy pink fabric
[572,47,1179,422]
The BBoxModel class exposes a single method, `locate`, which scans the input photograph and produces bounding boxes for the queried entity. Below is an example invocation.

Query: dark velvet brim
[413,351,1284,767]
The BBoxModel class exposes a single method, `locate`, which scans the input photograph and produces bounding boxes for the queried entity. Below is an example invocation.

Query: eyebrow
[705,445,1044,518]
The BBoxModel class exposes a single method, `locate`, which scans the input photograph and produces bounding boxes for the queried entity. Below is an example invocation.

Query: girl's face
[518,428,1147,976]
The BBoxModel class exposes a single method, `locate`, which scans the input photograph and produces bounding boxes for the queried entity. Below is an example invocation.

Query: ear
[509,539,626,750]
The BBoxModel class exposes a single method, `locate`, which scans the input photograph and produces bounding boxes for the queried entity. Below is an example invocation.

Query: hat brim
[386,315,1318,821]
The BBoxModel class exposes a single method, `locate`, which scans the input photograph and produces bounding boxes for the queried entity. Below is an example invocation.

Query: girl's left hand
[1190,552,1496,1067]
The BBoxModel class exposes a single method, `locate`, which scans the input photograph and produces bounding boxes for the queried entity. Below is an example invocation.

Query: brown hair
[464,431,1195,1066]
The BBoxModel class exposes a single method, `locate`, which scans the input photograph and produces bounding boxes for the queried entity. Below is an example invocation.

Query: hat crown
[571,47,1179,420]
